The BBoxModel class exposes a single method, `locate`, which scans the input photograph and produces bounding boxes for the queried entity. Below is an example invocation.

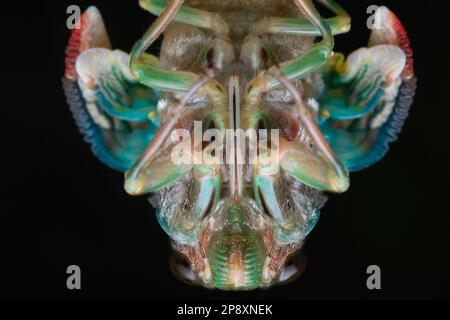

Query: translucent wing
[63,6,159,171]
[317,7,416,172]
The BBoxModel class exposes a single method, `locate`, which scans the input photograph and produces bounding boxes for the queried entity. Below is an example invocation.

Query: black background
[6,0,450,300]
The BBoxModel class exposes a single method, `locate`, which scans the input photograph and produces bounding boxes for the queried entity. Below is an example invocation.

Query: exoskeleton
[63,0,416,290]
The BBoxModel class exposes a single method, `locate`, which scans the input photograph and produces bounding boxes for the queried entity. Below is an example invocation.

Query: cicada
[63,0,416,290]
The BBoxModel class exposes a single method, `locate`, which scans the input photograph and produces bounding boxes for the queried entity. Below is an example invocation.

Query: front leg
[124,70,218,195]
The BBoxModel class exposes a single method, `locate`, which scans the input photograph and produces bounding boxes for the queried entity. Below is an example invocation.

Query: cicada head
[167,174,327,290]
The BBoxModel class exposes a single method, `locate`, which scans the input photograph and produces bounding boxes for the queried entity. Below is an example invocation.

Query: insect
[63,0,416,290]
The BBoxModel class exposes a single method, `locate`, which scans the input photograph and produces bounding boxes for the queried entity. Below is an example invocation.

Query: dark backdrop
[6,0,450,300]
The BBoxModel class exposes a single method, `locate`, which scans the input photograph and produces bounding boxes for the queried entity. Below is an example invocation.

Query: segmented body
[64,1,416,290]
[152,0,324,289]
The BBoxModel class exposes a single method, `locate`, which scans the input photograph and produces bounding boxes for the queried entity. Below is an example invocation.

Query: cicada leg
[253,174,307,245]
[245,0,336,104]
[250,69,348,246]
[129,0,226,100]
[127,1,227,192]
[250,0,350,37]
[124,70,218,195]
[269,68,349,192]
[139,0,229,36]
[158,166,221,245]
